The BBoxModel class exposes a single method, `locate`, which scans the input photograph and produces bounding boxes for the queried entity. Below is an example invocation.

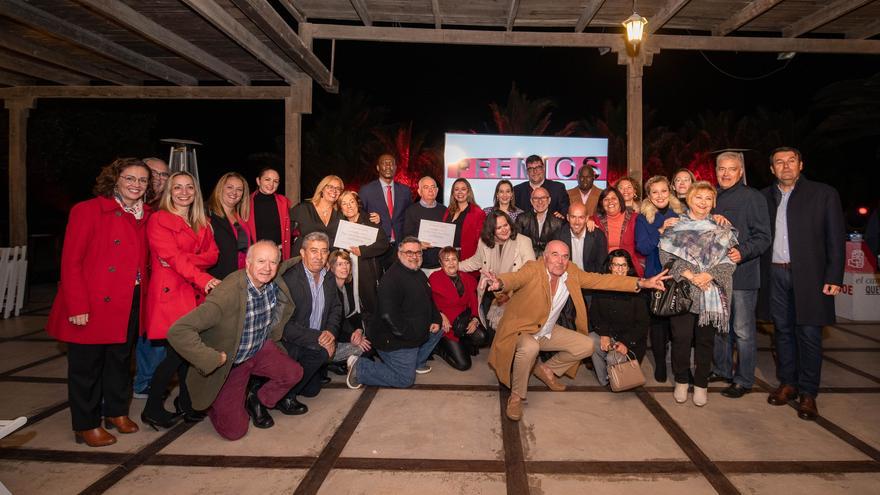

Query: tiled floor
[1,309,879,494]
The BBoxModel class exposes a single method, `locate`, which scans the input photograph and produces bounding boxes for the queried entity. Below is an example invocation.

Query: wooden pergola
[2,0,879,247]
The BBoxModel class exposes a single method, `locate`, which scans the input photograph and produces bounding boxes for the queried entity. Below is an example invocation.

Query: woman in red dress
[47,158,154,447]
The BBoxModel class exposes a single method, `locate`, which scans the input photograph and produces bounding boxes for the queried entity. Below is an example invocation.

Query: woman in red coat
[47,158,154,447]
[590,187,644,277]
[245,167,292,259]
[142,172,219,428]
[429,247,491,371]
[442,178,486,279]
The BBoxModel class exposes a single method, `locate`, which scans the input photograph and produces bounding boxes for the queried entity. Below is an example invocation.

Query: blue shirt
[772,186,793,263]
[235,277,277,364]
[304,263,327,331]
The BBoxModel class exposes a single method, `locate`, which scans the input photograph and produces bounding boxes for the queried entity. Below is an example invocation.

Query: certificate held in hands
[418,220,456,249]
[334,220,379,249]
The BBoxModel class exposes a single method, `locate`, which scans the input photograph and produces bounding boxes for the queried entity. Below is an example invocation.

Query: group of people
[47,146,845,445]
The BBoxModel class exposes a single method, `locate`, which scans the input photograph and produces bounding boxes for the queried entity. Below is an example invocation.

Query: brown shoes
[797,394,819,420]
[506,394,523,421]
[533,364,566,392]
[767,384,798,406]
[104,416,139,434]
[74,427,117,447]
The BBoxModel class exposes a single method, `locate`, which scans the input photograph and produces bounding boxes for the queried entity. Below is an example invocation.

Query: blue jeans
[133,335,166,393]
[713,289,758,388]
[770,265,823,397]
[356,330,443,388]
[588,332,627,386]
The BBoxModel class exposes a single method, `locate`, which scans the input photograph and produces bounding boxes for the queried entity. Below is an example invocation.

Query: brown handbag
[608,351,646,392]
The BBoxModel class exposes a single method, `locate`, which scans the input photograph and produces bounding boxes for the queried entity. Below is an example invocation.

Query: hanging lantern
[623,12,648,45]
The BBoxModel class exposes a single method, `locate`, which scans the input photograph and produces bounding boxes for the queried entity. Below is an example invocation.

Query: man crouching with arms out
[483,240,668,421]
[168,240,303,440]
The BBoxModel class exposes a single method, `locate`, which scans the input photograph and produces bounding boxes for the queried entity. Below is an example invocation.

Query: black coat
[513,179,570,217]
[589,291,650,355]
[759,176,845,325]
[290,202,342,255]
[281,262,342,350]
[515,211,564,256]
[371,261,441,351]
[336,282,363,344]
[714,180,772,290]
[207,212,250,280]
[345,213,389,316]
[551,226,608,273]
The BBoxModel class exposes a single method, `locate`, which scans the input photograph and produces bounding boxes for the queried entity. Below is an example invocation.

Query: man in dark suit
[567,160,603,217]
[359,153,413,269]
[279,232,342,415]
[551,202,607,273]
[761,147,844,421]
[513,155,569,219]
[515,187,564,256]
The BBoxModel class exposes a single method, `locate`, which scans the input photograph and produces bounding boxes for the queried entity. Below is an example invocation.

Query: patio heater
[161,138,202,184]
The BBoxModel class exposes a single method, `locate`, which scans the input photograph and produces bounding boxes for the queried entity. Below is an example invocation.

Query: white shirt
[535,271,570,340]
[570,229,585,270]
[580,188,593,205]
[536,211,547,237]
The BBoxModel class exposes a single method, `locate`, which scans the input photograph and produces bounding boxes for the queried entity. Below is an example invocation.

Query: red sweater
[592,211,644,277]
[429,270,479,343]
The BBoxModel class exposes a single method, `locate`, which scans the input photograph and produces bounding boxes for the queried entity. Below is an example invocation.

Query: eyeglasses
[324,185,342,192]
[401,250,423,257]
[610,262,629,268]
[120,175,149,185]
[526,165,544,171]
[149,170,171,179]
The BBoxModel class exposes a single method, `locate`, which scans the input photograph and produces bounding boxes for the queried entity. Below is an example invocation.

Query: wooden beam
[308,24,880,55]
[228,0,338,93]
[782,0,873,38]
[506,0,520,32]
[0,51,91,85]
[626,57,643,187]
[646,0,692,34]
[575,0,605,33]
[713,0,785,36]
[847,19,880,39]
[0,70,39,87]
[0,0,197,85]
[6,98,34,247]
[284,97,302,204]
[278,0,306,24]
[431,0,442,29]
[0,86,306,105]
[349,0,373,27]
[0,31,137,85]
[73,0,250,85]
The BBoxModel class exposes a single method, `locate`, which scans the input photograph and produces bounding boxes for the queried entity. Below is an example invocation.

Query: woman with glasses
[143,171,219,429]
[291,175,344,254]
[207,172,255,280]
[588,249,650,387]
[443,178,486,272]
[48,158,154,447]
[336,190,389,321]
[246,168,292,259]
[483,179,524,221]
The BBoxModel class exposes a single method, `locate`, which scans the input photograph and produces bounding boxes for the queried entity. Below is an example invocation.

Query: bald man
[515,187,564,256]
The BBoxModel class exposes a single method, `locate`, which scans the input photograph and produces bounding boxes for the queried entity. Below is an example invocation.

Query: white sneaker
[693,386,708,407]
[415,365,432,374]
[346,355,362,389]
[674,383,689,403]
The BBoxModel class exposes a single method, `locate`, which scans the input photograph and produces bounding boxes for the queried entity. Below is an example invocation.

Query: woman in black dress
[207,172,255,280]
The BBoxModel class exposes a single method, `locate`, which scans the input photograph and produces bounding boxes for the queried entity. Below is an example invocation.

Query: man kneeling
[483,240,667,421]
[168,241,303,440]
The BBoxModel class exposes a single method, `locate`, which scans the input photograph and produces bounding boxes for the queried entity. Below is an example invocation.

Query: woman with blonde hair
[207,172,255,280]
[143,171,219,428]
[291,174,344,254]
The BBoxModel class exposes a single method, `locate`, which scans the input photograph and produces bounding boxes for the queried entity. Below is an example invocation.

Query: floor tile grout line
[0,375,67,383]
[823,355,880,384]
[0,327,48,343]
[715,460,880,473]
[498,386,529,495]
[0,352,66,377]
[77,421,197,495]
[828,325,880,344]
[634,389,740,495]
[292,387,378,495]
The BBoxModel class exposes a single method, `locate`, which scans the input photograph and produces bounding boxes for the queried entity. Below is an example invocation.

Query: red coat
[592,211,644,277]
[145,211,219,339]
[245,192,292,259]
[429,270,479,343]
[47,196,151,344]
[443,204,486,262]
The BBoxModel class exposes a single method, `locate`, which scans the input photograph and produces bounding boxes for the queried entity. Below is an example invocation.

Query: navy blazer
[513,179,570,217]
[551,226,608,274]
[359,179,413,241]
[281,262,342,350]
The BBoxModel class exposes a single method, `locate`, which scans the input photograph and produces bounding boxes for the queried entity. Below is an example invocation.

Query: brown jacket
[487,259,637,387]
[167,257,299,410]
[567,185,603,217]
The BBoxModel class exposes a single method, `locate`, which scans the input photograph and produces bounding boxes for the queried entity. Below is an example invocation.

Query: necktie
[385,184,395,241]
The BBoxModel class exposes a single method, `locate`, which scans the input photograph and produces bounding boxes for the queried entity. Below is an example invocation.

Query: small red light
[858,207,868,215]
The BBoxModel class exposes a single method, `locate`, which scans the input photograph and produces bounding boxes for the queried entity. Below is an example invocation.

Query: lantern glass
[623,13,647,43]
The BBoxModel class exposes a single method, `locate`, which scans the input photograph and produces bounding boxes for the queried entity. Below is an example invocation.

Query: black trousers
[669,312,716,388]
[66,286,139,431]
[145,344,193,415]
[284,342,329,398]
[434,326,493,371]
[649,315,670,373]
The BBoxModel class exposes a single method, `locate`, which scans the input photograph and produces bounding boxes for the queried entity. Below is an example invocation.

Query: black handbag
[452,308,486,339]
[650,263,692,317]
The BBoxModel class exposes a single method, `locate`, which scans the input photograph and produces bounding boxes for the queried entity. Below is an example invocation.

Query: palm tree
[367,122,443,197]
[487,83,581,136]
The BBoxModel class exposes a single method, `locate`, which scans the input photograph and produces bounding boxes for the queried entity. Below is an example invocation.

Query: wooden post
[6,97,34,247]
[626,57,643,186]
[284,96,302,205]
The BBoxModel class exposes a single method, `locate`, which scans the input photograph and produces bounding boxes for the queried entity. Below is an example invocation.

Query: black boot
[274,395,308,415]
[245,389,274,429]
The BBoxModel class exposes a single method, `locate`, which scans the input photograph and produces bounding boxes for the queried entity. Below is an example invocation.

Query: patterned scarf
[659,215,737,332]
[113,191,144,220]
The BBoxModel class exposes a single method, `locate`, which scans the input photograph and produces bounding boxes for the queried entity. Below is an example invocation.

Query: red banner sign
[447,156,609,181]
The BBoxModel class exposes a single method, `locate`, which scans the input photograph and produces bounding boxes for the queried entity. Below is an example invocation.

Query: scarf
[659,215,737,332]
[113,192,144,220]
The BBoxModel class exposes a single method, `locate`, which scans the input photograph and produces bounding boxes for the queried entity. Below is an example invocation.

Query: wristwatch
[635,277,644,292]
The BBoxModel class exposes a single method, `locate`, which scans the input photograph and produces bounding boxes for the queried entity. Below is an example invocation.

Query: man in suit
[513,155,569,219]
[279,231,342,414]
[483,240,668,421]
[551,202,607,273]
[567,160,603,217]
[167,241,303,440]
[359,153,413,269]
[762,147,844,420]
[515,187,564,256]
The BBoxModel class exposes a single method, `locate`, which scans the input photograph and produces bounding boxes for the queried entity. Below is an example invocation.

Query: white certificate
[334,220,378,249]
[418,220,456,248]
